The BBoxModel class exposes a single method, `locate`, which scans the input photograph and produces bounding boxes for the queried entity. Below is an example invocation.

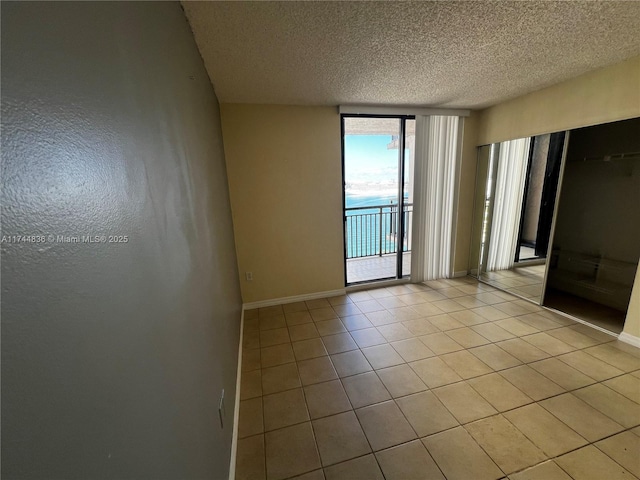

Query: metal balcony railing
[345,203,412,259]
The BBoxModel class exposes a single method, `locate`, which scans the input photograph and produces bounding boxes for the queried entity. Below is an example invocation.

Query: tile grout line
[238,278,639,480]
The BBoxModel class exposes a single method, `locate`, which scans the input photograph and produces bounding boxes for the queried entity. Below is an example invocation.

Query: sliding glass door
[342,115,414,285]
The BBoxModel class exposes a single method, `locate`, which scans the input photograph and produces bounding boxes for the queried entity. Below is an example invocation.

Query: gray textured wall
[1,2,242,479]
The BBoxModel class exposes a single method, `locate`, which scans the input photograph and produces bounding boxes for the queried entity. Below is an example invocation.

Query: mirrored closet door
[544,118,640,333]
[469,131,566,304]
[469,117,640,334]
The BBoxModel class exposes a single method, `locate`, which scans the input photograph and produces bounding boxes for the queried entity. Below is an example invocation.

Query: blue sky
[344,135,399,185]
[344,135,411,187]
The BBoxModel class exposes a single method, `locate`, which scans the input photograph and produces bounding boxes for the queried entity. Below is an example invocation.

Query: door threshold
[346,277,411,293]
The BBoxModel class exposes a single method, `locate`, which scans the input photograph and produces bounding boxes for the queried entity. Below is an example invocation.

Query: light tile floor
[236,276,640,480]
[482,265,545,301]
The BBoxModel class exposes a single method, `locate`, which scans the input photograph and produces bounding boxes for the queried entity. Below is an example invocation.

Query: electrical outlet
[218,389,225,429]
[245,272,253,281]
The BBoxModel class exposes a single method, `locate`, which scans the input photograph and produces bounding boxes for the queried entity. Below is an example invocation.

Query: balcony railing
[345,203,412,259]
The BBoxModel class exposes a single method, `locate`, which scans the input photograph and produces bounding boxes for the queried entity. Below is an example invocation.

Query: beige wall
[220,104,344,303]
[476,56,640,145]
[623,265,640,338]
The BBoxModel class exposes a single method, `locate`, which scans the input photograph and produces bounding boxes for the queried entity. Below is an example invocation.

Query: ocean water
[344,193,409,258]
[345,193,398,209]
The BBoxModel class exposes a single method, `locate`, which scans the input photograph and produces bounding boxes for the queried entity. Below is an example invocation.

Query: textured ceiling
[182,1,640,109]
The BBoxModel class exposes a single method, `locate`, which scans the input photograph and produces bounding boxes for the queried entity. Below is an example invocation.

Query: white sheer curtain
[486,137,531,271]
[411,115,461,281]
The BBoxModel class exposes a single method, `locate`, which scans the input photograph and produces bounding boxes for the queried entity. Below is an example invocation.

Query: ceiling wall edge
[475,55,640,146]
[180,1,220,100]
[339,105,471,117]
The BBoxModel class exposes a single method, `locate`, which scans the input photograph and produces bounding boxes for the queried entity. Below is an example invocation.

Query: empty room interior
[2,2,640,480]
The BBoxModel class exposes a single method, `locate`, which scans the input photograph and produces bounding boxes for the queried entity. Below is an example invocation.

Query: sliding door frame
[540,131,571,305]
[514,137,537,263]
[341,113,415,286]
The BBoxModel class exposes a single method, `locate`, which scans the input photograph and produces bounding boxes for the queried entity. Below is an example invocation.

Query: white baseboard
[228,308,244,480]
[618,332,640,348]
[243,288,346,310]
[452,270,469,278]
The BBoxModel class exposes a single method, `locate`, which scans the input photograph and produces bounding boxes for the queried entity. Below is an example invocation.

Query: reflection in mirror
[469,145,491,277]
[470,133,567,304]
[545,118,640,333]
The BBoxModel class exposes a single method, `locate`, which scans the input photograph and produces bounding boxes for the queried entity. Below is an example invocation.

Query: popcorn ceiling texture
[182,1,640,109]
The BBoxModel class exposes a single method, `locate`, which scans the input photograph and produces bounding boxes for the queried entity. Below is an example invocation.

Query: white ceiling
[182,1,640,109]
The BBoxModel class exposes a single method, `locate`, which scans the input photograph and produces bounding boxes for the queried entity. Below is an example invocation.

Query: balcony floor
[347,252,411,284]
